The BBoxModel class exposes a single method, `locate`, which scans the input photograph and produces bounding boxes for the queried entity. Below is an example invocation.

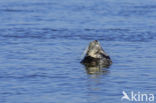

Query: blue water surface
[0,0,156,103]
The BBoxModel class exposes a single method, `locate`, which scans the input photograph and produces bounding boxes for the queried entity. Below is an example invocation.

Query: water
[0,0,156,103]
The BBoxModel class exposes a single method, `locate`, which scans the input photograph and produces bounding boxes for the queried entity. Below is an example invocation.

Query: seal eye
[95,40,98,42]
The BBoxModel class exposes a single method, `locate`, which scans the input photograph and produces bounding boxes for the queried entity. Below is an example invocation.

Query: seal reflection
[84,65,110,75]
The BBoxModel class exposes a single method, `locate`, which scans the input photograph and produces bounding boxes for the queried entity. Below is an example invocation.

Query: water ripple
[0,28,155,42]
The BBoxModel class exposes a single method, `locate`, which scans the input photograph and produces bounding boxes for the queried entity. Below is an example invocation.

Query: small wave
[0,73,67,80]
[0,9,35,13]
[118,4,156,17]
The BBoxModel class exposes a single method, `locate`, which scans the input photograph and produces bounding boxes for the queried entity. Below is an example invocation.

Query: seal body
[81,40,112,67]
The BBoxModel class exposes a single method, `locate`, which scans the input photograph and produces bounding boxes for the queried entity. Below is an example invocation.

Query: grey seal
[81,40,112,67]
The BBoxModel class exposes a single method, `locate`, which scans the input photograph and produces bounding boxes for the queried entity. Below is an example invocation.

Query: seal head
[81,40,112,67]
